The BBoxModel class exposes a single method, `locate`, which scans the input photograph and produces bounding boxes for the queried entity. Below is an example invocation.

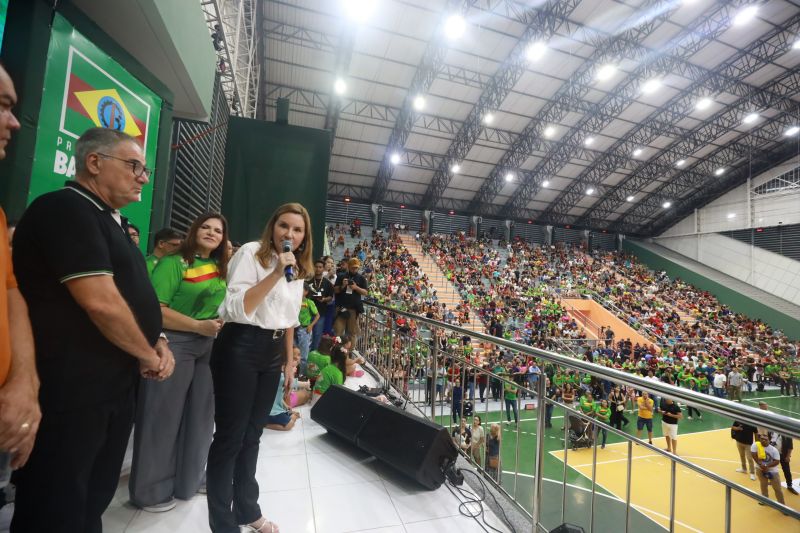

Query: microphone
[282,239,294,281]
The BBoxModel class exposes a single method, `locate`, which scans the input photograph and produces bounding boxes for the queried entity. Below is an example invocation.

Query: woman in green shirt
[313,345,348,396]
[130,213,229,511]
[594,399,611,448]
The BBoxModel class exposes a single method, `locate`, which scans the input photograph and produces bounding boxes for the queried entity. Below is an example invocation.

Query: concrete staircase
[399,235,488,357]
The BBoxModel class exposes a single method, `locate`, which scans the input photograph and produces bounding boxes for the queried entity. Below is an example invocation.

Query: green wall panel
[0,0,174,250]
[222,116,329,258]
[624,240,800,341]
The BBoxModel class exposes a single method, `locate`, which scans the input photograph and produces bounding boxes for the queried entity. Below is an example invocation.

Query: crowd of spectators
[418,233,799,394]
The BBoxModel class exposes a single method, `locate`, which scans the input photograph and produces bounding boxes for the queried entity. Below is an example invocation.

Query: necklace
[312,277,324,294]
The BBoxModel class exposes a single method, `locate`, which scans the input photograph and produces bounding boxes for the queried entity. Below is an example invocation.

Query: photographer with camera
[333,258,368,345]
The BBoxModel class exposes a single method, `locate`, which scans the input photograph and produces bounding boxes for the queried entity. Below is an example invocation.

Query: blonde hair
[255,202,313,278]
[490,423,501,438]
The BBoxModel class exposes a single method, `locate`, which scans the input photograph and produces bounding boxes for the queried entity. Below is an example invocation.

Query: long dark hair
[330,346,348,376]
[180,213,230,278]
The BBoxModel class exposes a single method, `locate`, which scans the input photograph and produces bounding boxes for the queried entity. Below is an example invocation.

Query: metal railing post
[625,440,632,533]
[589,421,598,533]
[532,373,547,532]
[561,411,569,524]
[387,314,395,391]
[431,334,438,421]
[724,486,731,533]
[669,460,676,533]
[513,392,521,499]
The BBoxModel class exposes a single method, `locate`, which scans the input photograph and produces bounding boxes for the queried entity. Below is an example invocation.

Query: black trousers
[207,323,285,533]
[781,455,793,488]
[11,390,135,533]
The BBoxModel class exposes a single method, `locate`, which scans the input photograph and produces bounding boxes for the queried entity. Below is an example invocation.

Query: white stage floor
[103,376,510,532]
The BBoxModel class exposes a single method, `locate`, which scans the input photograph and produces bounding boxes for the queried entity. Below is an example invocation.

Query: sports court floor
[436,390,800,532]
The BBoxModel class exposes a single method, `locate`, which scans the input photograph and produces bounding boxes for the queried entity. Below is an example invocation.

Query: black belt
[224,322,286,340]
[266,328,286,339]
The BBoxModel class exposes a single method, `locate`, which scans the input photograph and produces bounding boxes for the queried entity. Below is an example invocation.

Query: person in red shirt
[0,63,40,492]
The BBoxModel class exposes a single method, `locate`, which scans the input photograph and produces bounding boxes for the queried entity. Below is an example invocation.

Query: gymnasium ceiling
[214,0,800,236]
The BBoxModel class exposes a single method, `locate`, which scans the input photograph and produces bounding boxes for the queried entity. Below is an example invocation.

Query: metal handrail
[358,302,800,533]
[364,300,800,439]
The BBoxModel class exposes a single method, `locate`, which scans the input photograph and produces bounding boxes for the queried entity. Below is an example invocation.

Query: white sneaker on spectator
[735,468,746,473]
[750,473,756,481]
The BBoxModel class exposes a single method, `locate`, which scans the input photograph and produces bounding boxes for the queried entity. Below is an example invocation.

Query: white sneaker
[750,474,756,481]
[687,416,692,420]
[141,499,177,513]
[735,468,747,473]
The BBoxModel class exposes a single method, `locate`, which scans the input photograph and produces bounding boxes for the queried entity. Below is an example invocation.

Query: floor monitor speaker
[309,383,380,444]
[310,385,457,489]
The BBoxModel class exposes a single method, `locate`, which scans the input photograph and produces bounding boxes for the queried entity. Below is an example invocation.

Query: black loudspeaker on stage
[310,385,458,489]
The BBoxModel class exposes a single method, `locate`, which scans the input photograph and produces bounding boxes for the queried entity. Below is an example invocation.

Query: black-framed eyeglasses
[96,153,153,178]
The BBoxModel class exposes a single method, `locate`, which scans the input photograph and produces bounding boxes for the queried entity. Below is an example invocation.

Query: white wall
[654,234,800,305]
[659,162,800,238]
[654,162,800,305]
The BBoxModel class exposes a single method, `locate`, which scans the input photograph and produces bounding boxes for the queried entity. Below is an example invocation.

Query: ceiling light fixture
[641,78,662,94]
[714,168,726,176]
[596,64,617,81]
[483,113,494,125]
[584,136,595,146]
[544,126,556,138]
[333,78,347,95]
[586,187,595,195]
[390,153,401,165]
[413,95,426,111]
[542,180,550,188]
[793,39,800,50]
[451,163,461,174]
[784,126,800,137]
[675,159,686,167]
[743,112,759,124]
[626,195,635,202]
[443,14,466,40]
[632,148,643,157]
[526,41,547,62]
[342,0,376,23]
[732,5,758,26]
[662,201,672,209]
[695,97,712,110]
[727,213,736,219]
[505,172,514,182]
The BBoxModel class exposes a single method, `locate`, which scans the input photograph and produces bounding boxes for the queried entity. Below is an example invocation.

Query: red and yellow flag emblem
[184,263,220,283]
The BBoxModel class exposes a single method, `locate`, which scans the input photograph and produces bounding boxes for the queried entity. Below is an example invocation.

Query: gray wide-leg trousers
[129,330,215,507]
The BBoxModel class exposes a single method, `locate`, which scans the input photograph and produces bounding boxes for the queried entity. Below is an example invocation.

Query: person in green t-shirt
[306,336,333,380]
[579,391,595,416]
[130,213,228,509]
[504,378,519,425]
[313,345,348,397]
[145,227,183,276]
[594,399,611,448]
[696,373,709,395]
[296,284,319,374]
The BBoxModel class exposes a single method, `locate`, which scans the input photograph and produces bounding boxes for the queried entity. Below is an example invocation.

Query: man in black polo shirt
[309,259,334,350]
[11,127,175,533]
[333,257,368,344]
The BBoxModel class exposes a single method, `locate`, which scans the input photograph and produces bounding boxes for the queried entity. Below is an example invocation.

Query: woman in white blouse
[206,203,313,533]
